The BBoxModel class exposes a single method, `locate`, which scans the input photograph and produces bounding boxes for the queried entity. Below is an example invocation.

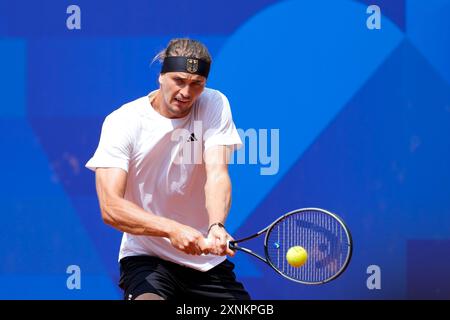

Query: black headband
[161,56,211,78]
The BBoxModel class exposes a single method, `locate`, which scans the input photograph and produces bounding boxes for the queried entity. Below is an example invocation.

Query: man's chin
[168,104,192,118]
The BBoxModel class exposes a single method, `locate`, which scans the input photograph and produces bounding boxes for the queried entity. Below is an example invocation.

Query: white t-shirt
[86,88,242,271]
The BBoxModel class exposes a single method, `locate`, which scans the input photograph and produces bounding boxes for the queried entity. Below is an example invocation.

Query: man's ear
[158,74,163,85]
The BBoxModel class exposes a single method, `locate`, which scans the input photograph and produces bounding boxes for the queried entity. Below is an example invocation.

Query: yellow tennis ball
[286,246,308,267]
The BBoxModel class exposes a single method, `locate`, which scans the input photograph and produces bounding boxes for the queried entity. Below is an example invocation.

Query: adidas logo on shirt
[187,133,197,142]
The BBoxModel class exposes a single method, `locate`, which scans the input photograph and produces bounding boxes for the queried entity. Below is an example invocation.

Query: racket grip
[205,239,237,250]
[228,240,237,250]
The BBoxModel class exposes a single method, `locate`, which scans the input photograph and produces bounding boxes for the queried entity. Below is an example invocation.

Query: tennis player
[86,38,250,300]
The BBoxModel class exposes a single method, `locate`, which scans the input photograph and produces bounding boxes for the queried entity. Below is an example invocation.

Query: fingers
[200,236,218,255]
[218,234,227,254]
[170,224,235,257]
[188,237,208,255]
[207,231,235,257]
[184,235,214,255]
[171,228,207,255]
[178,242,202,255]
[200,236,222,256]
[198,237,211,255]
[225,240,236,257]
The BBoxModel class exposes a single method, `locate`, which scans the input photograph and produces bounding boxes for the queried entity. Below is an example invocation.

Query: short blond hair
[152,38,212,65]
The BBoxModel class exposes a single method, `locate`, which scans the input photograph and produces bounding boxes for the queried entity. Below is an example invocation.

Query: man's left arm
[204,145,236,256]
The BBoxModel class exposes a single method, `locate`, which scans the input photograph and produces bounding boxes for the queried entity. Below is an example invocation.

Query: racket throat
[232,245,268,264]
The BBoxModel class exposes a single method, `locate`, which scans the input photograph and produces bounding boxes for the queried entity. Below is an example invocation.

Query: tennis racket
[221,207,352,284]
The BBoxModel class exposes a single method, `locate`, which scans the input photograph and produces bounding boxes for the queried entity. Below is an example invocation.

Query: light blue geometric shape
[0,275,120,300]
[0,119,119,298]
[0,39,26,117]
[208,0,404,233]
[406,0,450,86]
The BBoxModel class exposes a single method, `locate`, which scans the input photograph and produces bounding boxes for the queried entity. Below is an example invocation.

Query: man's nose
[179,85,192,99]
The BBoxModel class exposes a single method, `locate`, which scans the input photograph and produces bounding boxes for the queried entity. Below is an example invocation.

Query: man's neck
[150,91,170,118]
[150,91,190,119]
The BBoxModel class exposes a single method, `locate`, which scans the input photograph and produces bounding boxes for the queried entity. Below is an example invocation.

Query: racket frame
[230,207,353,285]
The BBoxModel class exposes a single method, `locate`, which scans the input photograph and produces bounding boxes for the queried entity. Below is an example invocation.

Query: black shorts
[118,255,251,300]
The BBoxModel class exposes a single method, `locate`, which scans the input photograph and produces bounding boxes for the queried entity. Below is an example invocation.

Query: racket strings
[266,210,351,284]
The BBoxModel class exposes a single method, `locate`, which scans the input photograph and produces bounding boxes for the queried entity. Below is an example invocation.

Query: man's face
[158,72,206,118]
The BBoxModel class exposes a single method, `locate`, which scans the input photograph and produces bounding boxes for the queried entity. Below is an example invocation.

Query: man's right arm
[95,167,209,255]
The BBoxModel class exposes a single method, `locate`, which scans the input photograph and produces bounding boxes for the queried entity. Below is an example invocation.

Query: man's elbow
[99,202,117,227]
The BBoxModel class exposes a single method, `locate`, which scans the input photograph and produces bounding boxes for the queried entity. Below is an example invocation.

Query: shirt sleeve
[85,111,135,172]
[203,91,243,152]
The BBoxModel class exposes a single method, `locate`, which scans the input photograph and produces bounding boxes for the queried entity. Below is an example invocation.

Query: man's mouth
[174,97,190,104]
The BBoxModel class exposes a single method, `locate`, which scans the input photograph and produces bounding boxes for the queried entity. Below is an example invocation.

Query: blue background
[1,0,449,299]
